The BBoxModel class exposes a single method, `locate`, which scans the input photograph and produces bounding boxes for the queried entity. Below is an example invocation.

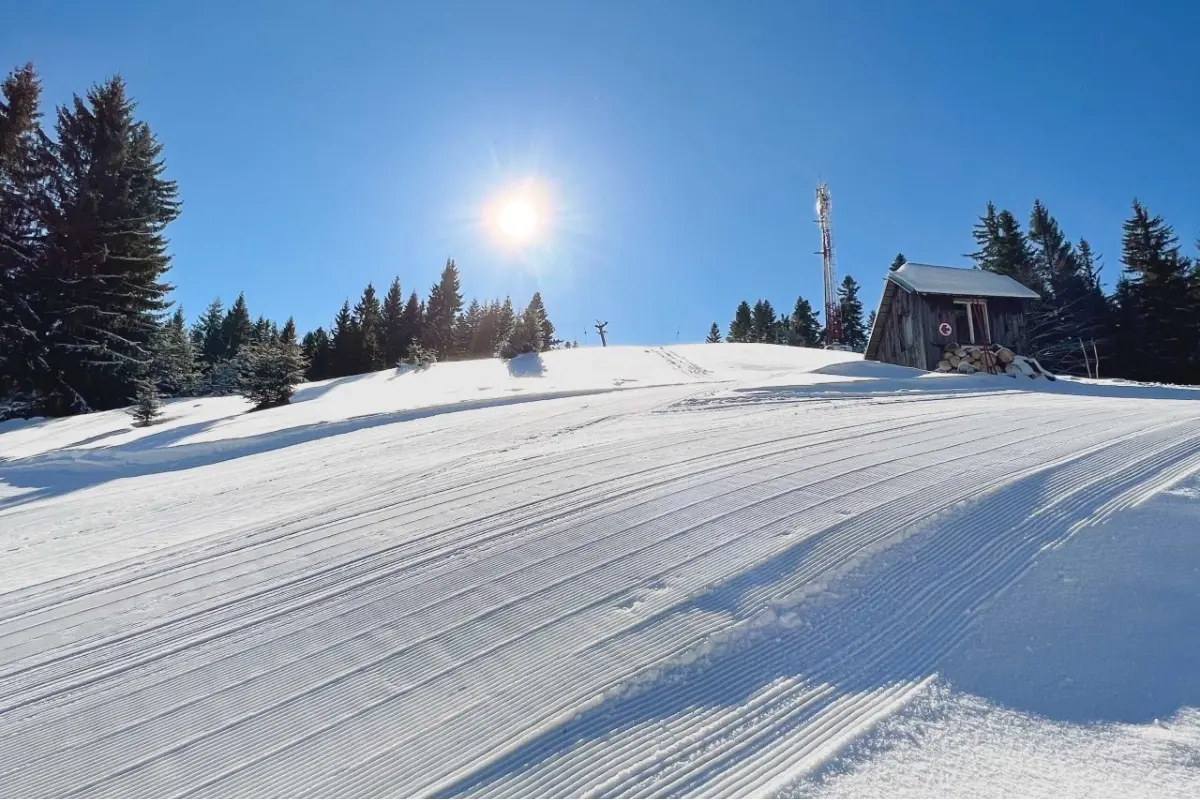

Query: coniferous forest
[0,65,560,420]
[4,64,1199,422]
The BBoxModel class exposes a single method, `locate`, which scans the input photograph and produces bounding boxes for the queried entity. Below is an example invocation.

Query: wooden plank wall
[874,285,932,370]
[874,288,1032,371]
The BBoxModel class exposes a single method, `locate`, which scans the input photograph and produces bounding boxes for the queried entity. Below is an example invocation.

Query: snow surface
[1,344,1198,797]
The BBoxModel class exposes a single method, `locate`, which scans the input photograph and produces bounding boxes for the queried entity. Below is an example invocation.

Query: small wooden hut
[864,262,1039,371]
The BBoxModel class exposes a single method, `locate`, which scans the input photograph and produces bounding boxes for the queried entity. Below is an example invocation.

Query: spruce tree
[221,293,253,357]
[493,296,516,354]
[128,379,163,427]
[381,277,405,365]
[455,298,483,357]
[251,315,274,344]
[890,253,907,271]
[399,290,422,360]
[280,317,297,344]
[706,322,722,343]
[0,64,47,410]
[192,298,227,364]
[499,300,545,358]
[526,291,557,350]
[301,327,332,380]
[237,335,308,410]
[1025,200,1111,374]
[421,258,463,358]
[837,276,867,350]
[728,301,752,342]
[788,296,823,347]
[37,76,180,413]
[970,204,1041,293]
[421,282,445,356]
[354,282,384,371]
[1074,239,1114,374]
[1112,200,1195,383]
[471,300,500,357]
[866,310,877,336]
[151,307,197,396]
[750,300,769,342]
[329,300,359,377]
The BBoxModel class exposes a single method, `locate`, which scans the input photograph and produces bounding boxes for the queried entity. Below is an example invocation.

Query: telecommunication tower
[816,183,842,346]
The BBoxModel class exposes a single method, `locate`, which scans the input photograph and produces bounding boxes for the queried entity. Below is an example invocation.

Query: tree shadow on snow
[506,353,546,378]
[938,479,1200,726]
[290,374,370,403]
[0,385,634,512]
[438,441,1200,796]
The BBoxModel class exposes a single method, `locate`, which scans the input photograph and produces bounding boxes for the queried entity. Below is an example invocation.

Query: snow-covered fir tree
[236,335,307,410]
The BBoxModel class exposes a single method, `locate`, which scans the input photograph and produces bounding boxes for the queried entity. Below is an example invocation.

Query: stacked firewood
[935,343,1055,380]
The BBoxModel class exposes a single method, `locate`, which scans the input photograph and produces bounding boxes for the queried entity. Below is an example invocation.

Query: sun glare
[486,181,550,248]
[497,198,540,242]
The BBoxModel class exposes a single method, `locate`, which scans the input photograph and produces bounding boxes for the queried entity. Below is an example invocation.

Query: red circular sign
[938,322,953,337]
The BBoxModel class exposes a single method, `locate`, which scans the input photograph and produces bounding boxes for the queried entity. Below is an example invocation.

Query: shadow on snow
[439,441,1200,796]
[0,385,632,512]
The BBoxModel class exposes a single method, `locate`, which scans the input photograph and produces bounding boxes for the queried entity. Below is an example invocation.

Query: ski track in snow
[0,345,1198,797]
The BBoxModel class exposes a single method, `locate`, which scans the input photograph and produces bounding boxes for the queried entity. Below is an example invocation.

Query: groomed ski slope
[1,344,1198,797]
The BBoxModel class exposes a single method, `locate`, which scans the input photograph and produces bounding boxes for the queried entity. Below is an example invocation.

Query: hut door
[951,304,972,343]
[951,299,990,344]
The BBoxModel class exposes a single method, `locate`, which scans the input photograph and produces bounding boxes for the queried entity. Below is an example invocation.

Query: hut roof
[887,262,1040,300]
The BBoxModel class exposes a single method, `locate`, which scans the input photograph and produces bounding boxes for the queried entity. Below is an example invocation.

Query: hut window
[951,299,990,343]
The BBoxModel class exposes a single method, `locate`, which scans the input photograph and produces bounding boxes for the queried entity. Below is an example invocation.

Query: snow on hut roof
[887,262,1040,300]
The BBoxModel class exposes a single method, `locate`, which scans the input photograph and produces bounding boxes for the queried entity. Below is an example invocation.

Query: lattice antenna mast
[816,182,841,346]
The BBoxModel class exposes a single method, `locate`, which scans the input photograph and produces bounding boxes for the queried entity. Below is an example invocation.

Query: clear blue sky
[5,0,1198,345]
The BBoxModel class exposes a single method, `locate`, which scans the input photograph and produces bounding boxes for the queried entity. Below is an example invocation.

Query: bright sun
[496,198,540,242]
[486,181,550,248]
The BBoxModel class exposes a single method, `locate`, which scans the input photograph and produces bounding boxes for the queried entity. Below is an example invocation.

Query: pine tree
[329,300,359,377]
[237,335,307,410]
[705,322,722,343]
[890,253,907,271]
[788,296,823,347]
[866,309,877,336]
[150,307,197,396]
[354,282,384,371]
[36,76,180,413]
[221,293,253,357]
[381,277,405,365]
[837,276,867,350]
[1112,200,1196,383]
[128,379,163,426]
[301,327,332,380]
[0,64,47,410]
[728,301,752,342]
